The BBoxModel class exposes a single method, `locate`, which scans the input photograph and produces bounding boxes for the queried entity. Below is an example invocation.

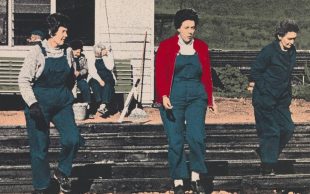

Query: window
[0,0,8,45]
[13,0,50,45]
[56,0,95,46]
[0,0,95,47]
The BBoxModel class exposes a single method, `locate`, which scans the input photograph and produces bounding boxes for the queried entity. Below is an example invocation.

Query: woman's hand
[208,105,215,112]
[162,95,173,110]
[74,71,80,78]
[208,103,218,114]
[101,49,108,56]
[99,79,105,87]
[208,96,218,114]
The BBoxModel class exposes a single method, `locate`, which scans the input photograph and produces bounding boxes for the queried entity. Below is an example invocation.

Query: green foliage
[292,84,310,101]
[155,0,310,50]
[213,65,250,98]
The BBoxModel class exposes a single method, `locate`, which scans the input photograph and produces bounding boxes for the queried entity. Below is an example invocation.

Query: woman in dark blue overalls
[18,13,84,194]
[251,19,299,175]
[155,9,214,194]
[88,42,115,116]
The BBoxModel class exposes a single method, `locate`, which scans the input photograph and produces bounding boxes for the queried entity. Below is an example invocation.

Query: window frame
[0,0,94,49]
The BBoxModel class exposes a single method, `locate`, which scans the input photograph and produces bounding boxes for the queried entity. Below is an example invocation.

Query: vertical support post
[8,0,13,47]
[50,0,56,13]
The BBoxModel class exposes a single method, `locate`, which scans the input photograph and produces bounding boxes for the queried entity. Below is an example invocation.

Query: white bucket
[73,103,88,121]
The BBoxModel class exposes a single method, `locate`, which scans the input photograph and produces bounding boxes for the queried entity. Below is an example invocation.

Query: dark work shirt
[251,40,296,98]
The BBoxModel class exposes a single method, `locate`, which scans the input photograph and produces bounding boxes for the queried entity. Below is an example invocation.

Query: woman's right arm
[251,48,269,94]
[155,43,166,100]
[18,46,41,107]
[155,42,173,109]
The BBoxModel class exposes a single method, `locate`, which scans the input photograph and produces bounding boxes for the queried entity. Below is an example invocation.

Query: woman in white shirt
[88,42,116,115]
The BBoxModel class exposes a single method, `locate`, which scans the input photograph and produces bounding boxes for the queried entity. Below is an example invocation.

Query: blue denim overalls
[24,46,84,189]
[160,53,208,179]
[89,58,115,104]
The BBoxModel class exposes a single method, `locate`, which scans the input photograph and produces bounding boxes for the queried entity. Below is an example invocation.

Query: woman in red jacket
[155,8,213,194]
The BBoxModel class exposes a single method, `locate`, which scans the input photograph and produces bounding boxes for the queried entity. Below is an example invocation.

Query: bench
[113,59,133,94]
[210,50,309,83]
[0,57,133,95]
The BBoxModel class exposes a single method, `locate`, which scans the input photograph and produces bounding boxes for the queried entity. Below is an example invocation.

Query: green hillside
[155,0,310,50]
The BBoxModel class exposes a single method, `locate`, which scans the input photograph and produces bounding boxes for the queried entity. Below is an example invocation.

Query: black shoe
[191,180,206,194]
[32,189,48,194]
[53,169,71,193]
[174,185,185,194]
[261,163,276,176]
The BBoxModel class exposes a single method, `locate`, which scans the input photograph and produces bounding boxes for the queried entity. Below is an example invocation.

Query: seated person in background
[69,40,93,119]
[27,30,44,45]
[88,42,116,116]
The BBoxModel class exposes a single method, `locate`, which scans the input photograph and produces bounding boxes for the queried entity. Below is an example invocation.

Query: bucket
[73,103,88,121]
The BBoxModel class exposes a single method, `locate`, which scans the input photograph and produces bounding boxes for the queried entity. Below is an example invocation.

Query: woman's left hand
[208,104,218,114]
[74,71,80,77]
[208,96,218,114]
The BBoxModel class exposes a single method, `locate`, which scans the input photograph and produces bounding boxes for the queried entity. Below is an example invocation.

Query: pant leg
[77,79,91,103]
[275,104,295,155]
[160,106,188,179]
[25,106,51,190]
[51,104,84,176]
[254,104,280,164]
[89,78,102,103]
[100,82,115,104]
[185,98,208,174]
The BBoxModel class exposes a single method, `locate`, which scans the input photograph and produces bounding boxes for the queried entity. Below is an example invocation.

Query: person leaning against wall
[18,13,85,194]
[251,19,299,176]
[88,42,116,116]
[155,8,215,194]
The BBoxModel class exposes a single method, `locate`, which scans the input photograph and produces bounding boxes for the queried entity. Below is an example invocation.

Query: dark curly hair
[174,8,199,29]
[274,19,299,40]
[46,13,70,37]
[70,40,83,51]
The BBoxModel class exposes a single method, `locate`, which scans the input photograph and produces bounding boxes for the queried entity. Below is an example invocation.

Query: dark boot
[261,163,276,176]
[173,185,185,194]
[53,168,71,193]
[191,180,206,194]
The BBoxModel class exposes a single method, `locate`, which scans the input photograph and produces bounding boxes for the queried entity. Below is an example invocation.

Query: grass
[155,0,310,50]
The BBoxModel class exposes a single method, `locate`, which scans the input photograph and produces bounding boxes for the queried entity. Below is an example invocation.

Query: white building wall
[0,0,155,104]
[93,0,155,104]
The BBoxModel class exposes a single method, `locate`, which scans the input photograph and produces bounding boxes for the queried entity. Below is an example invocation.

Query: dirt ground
[0,97,309,126]
[0,98,308,194]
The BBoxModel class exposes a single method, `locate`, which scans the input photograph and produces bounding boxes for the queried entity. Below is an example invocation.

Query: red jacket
[155,34,213,106]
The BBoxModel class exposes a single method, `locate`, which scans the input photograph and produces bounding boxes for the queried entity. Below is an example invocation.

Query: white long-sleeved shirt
[87,50,116,82]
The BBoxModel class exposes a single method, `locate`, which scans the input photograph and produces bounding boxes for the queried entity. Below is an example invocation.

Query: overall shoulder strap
[38,42,47,57]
